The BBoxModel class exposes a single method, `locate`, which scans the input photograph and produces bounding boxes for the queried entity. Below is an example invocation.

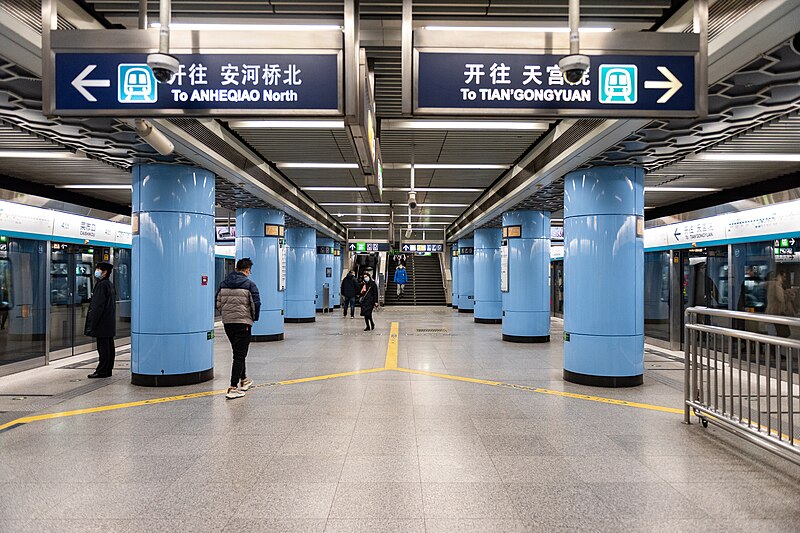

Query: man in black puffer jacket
[216,258,261,400]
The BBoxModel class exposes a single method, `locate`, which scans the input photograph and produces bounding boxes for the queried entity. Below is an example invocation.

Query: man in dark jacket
[340,270,358,319]
[216,258,261,400]
[85,262,116,378]
[359,272,379,331]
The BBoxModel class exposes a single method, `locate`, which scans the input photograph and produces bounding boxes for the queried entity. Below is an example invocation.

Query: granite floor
[1,307,799,532]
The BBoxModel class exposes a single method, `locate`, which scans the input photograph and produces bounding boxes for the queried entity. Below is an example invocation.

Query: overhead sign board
[53,52,341,116]
[348,242,389,252]
[416,51,696,117]
[401,243,443,253]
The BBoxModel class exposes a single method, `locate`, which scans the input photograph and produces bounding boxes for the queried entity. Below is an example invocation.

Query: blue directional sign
[416,52,697,117]
[55,52,341,116]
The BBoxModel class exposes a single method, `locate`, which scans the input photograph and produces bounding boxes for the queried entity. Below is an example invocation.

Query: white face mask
[364,276,370,282]
[94,269,103,279]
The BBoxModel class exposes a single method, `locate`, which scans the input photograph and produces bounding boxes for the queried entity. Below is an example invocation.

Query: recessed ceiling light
[644,187,721,192]
[229,120,345,129]
[277,162,359,169]
[57,184,132,190]
[382,120,549,131]
[695,153,800,162]
[0,151,83,159]
[414,164,507,170]
[343,221,390,225]
[321,203,390,206]
[424,26,613,33]
[302,187,367,191]
[151,23,342,31]
[334,213,391,217]
[383,187,483,192]
[417,203,469,207]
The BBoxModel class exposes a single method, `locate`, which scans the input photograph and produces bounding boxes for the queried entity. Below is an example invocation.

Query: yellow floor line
[385,322,399,369]
[396,367,684,414]
[0,367,386,432]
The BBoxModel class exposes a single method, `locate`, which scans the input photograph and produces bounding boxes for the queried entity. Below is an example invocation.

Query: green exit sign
[356,242,366,252]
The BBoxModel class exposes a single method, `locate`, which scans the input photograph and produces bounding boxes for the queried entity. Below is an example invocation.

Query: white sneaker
[225,387,245,400]
[239,378,254,391]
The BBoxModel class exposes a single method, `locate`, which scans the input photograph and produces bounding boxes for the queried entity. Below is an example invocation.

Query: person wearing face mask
[359,272,379,331]
[85,261,116,378]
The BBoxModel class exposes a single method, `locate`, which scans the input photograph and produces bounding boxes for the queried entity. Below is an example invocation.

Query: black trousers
[342,297,356,317]
[362,310,375,329]
[224,323,251,388]
[95,337,116,376]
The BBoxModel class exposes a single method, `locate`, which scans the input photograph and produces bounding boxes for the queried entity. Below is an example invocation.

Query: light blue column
[236,208,284,342]
[474,228,502,323]
[501,210,550,343]
[457,238,475,313]
[131,164,214,386]
[450,244,459,309]
[333,242,342,309]
[563,166,644,387]
[316,237,334,312]
[285,227,316,323]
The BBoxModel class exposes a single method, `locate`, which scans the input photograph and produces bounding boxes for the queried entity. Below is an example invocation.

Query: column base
[285,317,316,323]
[252,333,284,342]
[475,317,502,324]
[132,368,214,387]
[503,334,550,343]
[458,308,474,314]
[563,369,643,388]
[452,305,458,310]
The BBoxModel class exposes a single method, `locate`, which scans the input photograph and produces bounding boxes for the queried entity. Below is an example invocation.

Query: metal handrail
[684,306,800,465]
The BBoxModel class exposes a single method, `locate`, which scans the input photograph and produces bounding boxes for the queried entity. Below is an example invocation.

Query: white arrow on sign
[71,65,110,102]
[644,66,683,104]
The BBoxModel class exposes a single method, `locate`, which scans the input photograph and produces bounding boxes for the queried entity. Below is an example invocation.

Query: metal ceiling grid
[229,125,359,164]
[379,128,540,164]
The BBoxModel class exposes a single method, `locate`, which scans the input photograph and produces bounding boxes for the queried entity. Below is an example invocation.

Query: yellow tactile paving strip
[0,321,688,433]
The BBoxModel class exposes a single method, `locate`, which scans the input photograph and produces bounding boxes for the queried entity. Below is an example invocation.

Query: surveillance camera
[558,54,590,85]
[146,53,180,83]
[408,192,418,210]
[405,229,413,239]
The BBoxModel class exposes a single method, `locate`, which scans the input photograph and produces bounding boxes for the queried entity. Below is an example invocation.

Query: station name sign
[54,52,340,116]
[416,51,697,117]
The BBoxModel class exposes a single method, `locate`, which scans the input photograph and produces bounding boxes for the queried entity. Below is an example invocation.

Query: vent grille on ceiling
[0,0,77,32]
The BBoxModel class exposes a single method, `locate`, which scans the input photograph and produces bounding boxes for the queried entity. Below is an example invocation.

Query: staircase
[385,254,446,306]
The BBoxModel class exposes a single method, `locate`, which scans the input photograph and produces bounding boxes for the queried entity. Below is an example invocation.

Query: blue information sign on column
[416,52,697,117]
[55,52,341,115]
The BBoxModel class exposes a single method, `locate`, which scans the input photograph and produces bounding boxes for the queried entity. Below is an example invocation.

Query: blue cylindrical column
[474,228,502,324]
[333,242,342,309]
[457,238,474,313]
[285,227,316,323]
[131,164,214,386]
[236,208,285,342]
[563,166,644,387]
[450,244,459,309]
[502,211,550,343]
[316,237,334,312]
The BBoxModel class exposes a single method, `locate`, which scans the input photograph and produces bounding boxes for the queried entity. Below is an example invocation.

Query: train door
[49,243,105,359]
[677,246,728,347]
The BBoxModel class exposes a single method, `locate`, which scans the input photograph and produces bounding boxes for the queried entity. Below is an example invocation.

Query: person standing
[394,263,408,299]
[85,261,116,378]
[341,270,358,319]
[360,272,378,331]
[216,258,261,399]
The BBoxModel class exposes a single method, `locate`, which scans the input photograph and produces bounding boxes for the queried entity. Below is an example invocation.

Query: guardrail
[684,307,800,465]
